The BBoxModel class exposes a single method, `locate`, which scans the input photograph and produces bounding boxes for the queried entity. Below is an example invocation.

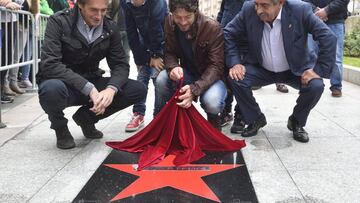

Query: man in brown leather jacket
[155,0,227,131]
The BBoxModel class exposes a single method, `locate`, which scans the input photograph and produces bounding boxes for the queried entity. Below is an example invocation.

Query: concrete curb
[0,95,45,147]
[344,65,360,86]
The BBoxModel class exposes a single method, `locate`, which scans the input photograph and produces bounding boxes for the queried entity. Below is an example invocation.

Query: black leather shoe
[230,113,245,134]
[55,126,75,149]
[73,110,103,139]
[241,113,267,137]
[287,116,309,143]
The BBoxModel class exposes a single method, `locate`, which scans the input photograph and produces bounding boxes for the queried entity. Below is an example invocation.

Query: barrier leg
[0,92,7,129]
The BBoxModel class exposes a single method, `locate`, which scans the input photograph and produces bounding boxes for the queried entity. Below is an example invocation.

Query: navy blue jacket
[303,0,349,24]
[121,0,168,66]
[217,0,248,63]
[224,0,337,78]
[217,0,246,27]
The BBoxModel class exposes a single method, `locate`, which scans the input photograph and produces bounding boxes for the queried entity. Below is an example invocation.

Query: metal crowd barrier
[0,7,50,128]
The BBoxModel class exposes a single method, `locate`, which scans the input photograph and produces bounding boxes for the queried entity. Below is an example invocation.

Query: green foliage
[344,56,360,67]
[344,27,360,57]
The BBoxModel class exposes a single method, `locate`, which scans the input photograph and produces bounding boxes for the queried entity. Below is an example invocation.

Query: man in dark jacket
[155,0,227,131]
[37,0,146,149]
[217,0,290,134]
[121,0,168,132]
[304,0,350,97]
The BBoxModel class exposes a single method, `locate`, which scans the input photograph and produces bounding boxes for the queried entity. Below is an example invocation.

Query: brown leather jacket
[164,11,224,96]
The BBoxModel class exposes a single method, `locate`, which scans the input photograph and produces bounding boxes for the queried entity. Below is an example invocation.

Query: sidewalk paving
[0,62,360,202]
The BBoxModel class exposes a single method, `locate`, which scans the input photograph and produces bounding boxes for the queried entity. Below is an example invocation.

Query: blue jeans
[20,30,33,81]
[328,23,344,90]
[308,23,344,90]
[155,69,227,116]
[132,65,158,116]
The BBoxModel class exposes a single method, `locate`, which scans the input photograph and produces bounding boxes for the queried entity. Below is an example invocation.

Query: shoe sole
[230,126,244,134]
[84,133,104,139]
[277,89,289,93]
[1,100,14,104]
[125,122,144,132]
[221,121,230,127]
[4,93,16,96]
[242,121,267,137]
[57,143,76,149]
[230,129,243,134]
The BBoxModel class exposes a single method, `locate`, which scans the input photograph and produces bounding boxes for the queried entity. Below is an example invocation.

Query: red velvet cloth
[106,80,246,170]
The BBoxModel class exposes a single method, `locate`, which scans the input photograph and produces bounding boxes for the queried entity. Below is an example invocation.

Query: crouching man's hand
[169,66,183,81]
[177,85,193,109]
[89,87,116,115]
[301,69,321,85]
[229,64,246,81]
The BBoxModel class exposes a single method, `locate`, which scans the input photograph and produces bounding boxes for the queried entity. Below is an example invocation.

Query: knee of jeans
[309,79,324,94]
[39,79,68,103]
[200,95,225,115]
[156,70,170,92]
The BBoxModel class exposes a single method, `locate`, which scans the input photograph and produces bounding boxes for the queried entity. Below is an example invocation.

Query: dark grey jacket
[37,6,129,92]
[303,0,349,24]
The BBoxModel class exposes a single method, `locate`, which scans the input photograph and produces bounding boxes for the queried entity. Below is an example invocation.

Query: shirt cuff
[81,82,95,96]
[107,85,118,94]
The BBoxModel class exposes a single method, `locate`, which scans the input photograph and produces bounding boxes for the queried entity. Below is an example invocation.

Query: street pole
[353,0,355,14]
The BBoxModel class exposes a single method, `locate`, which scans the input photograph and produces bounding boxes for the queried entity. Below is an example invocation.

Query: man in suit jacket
[224,0,336,142]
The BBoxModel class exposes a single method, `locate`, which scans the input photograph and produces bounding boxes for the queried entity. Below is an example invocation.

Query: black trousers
[228,64,324,127]
[38,78,146,130]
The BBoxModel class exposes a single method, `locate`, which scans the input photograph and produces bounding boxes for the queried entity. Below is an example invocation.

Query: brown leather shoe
[3,86,16,96]
[10,82,25,94]
[276,83,289,93]
[331,89,342,97]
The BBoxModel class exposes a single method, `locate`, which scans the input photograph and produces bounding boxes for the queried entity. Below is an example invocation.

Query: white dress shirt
[261,8,290,73]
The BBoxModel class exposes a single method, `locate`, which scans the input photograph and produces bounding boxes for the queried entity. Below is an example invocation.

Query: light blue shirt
[261,7,290,73]
[76,9,118,95]
[77,9,103,44]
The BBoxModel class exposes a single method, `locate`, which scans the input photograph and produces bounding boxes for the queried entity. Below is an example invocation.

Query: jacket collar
[67,5,114,46]
[280,1,294,63]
